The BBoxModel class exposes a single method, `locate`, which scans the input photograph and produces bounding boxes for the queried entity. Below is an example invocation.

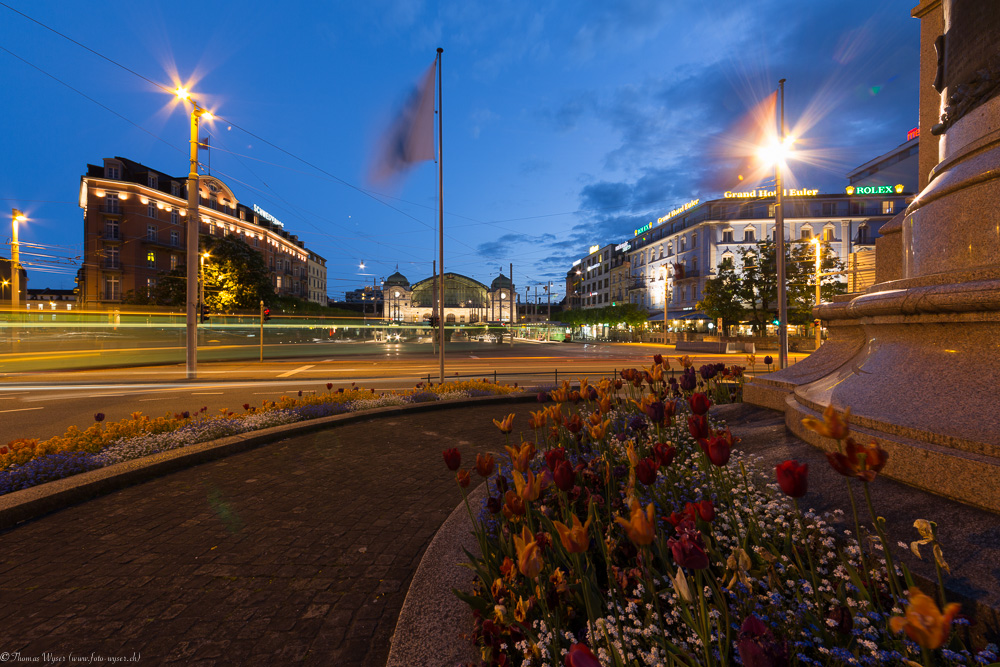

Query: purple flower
[94,413,105,423]
[537,391,550,403]
[737,615,789,667]
[627,414,648,432]
[763,355,773,366]
[679,371,697,392]
[699,364,717,380]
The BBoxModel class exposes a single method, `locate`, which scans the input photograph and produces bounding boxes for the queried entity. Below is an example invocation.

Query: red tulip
[456,469,471,488]
[653,443,676,467]
[635,457,659,486]
[668,520,710,570]
[442,448,461,471]
[553,460,576,492]
[545,447,566,472]
[688,414,709,440]
[687,499,714,522]
[688,392,711,415]
[701,435,731,466]
[775,460,808,498]
[564,643,601,667]
[653,353,664,366]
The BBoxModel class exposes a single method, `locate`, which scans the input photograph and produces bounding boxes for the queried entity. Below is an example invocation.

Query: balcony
[102,230,122,241]
[101,205,123,215]
[103,260,121,270]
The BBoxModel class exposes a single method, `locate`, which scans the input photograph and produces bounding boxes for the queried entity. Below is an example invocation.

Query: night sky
[0,0,918,302]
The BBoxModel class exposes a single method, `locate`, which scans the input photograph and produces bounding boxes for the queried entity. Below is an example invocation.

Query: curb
[0,392,538,532]
[386,482,487,667]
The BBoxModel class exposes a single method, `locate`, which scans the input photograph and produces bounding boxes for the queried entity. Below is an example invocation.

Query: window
[722,230,734,243]
[822,202,837,216]
[104,275,120,301]
[679,238,686,252]
[208,222,216,235]
[170,254,178,270]
[667,243,673,256]
[106,165,120,180]
[147,202,157,218]
[692,257,698,274]
[768,204,776,217]
[147,251,156,268]
[104,194,119,214]
[146,277,157,297]
[253,236,259,248]
[850,201,865,216]
[147,175,157,188]
[882,200,894,215]
[104,219,119,240]
[171,209,178,225]
[147,225,157,241]
[171,182,180,196]
[743,228,755,243]
[800,227,812,240]
[170,230,179,246]
[691,233,697,248]
[658,245,664,259]
[276,276,283,289]
[823,227,835,242]
[104,245,119,269]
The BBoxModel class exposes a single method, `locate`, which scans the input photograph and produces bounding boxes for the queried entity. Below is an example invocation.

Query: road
[0,341,802,444]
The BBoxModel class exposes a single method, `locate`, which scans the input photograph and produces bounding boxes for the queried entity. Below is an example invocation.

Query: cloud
[476,231,557,259]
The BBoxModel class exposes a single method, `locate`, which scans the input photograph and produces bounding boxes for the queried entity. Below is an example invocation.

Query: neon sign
[253,204,284,227]
[657,199,699,224]
[907,127,920,141]
[845,184,905,195]
[614,241,632,252]
[634,222,652,236]
[589,245,600,254]
[723,188,818,198]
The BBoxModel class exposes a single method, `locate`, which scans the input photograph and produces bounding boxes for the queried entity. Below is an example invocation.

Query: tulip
[615,499,655,546]
[486,496,502,514]
[668,520,710,569]
[910,519,950,573]
[701,434,731,466]
[775,460,808,498]
[564,643,601,667]
[801,404,851,440]
[644,400,666,425]
[653,443,676,467]
[677,355,693,368]
[503,490,526,518]
[688,392,711,415]
[513,469,549,502]
[691,499,715,522]
[456,469,471,488]
[588,419,611,441]
[763,355,773,366]
[513,526,544,579]
[94,413,106,423]
[528,409,547,430]
[493,413,515,434]
[635,457,659,486]
[653,353,664,366]
[737,615,789,667]
[475,453,495,478]
[597,394,613,414]
[442,448,461,471]
[553,513,592,553]
[326,382,333,390]
[672,568,693,602]
[505,441,536,473]
[544,447,566,472]
[825,437,888,482]
[889,587,960,650]
[565,413,584,434]
[688,414,709,440]
[679,370,697,391]
[553,460,576,492]
[537,391,550,403]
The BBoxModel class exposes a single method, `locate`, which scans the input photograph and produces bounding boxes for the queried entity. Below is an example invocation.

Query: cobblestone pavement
[0,403,536,666]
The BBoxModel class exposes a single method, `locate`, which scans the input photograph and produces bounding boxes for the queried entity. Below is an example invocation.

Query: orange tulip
[588,411,603,426]
[826,437,889,482]
[889,587,960,649]
[527,409,547,430]
[553,513,592,553]
[547,405,565,426]
[588,419,611,441]
[513,526,544,579]
[801,404,851,440]
[615,498,656,546]
[456,469,471,488]
[475,453,495,478]
[648,362,664,382]
[502,490,526,519]
[505,441,536,473]
[677,355,693,368]
[597,394,613,415]
[513,469,549,502]
[493,413,515,434]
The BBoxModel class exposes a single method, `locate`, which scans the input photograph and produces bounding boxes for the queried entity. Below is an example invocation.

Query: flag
[700,91,777,193]
[370,58,437,184]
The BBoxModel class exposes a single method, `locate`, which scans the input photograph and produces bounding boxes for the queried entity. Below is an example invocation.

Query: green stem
[862,481,903,604]
[794,498,824,615]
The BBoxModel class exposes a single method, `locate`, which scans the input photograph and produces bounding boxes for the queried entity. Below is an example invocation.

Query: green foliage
[203,234,274,313]
[696,256,745,335]
[557,303,648,328]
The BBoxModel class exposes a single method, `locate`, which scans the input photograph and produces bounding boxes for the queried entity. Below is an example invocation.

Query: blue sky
[0,0,918,301]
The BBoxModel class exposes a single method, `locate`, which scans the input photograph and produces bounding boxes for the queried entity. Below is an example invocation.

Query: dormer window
[171,182,180,196]
[147,175,158,189]
[106,165,120,180]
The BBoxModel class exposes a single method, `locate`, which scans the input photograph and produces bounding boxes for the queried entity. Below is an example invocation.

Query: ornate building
[382,271,516,323]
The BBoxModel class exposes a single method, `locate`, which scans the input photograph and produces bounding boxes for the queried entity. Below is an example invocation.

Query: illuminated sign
[907,127,920,141]
[723,188,818,198]
[634,222,652,236]
[589,245,600,254]
[657,199,699,224]
[845,184,905,195]
[253,204,284,227]
[614,241,632,252]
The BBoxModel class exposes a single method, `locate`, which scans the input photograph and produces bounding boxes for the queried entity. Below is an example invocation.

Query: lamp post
[812,237,822,350]
[175,87,213,380]
[200,250,210,319]
[1,279,8,303]
[11,209,25,314]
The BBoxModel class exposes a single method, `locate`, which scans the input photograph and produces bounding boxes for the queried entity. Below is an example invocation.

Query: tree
[202,234,274,313]
[697,256,745,335]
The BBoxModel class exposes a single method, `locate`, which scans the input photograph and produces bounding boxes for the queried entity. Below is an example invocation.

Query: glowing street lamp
[10,209,26,313]
[175,87,215,379]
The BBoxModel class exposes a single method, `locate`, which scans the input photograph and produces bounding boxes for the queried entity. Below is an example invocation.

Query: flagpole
[436,47,445,384]
[775,78,788,370]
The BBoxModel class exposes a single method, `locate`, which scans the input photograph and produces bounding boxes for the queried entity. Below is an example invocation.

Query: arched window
[446,313,456,323]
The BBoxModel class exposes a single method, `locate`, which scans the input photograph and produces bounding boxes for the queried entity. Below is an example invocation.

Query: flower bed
[445,358,998,666]
[0,380,521,497]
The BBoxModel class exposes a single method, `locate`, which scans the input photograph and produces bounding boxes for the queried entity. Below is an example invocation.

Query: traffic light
[263,307,272,322]
[199,302,209,324]
[772,318,780,326]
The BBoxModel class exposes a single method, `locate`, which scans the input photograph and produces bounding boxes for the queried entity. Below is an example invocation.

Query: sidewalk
[0,403,537,666]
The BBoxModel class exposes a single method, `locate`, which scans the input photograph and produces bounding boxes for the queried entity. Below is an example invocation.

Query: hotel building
[79,157,318,307]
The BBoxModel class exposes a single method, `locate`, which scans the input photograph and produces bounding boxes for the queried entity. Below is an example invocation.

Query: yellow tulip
[493,413,515,434]
[513,526,544,579]
[597,394,612,415]
[553,513,592,553]
[588,419,611,441]
[513,469,549,502]
[527,409,547,430]
[505,441,536,473]
[801,404,851,440]
[889,587,960,650]
[615,498,655,546]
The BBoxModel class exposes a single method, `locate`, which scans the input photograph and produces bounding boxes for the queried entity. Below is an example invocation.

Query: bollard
[494,370,497,384]
[554,369,558,384]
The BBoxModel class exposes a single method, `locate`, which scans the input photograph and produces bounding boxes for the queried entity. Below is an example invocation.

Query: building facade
[381,271,516,324]
[846,133,919,194]
[306,251,327,305]
[0,258,27,305]
[79,157,314,307]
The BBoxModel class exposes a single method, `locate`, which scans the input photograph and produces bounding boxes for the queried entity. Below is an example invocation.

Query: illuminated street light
[174,87,215,379]
[10,209,26,313]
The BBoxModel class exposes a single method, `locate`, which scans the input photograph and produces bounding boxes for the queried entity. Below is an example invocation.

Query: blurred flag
[370,58,437,184]
[700,91,778,193]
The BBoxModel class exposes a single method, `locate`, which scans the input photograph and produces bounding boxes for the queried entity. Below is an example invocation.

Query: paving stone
[0,403,532,664]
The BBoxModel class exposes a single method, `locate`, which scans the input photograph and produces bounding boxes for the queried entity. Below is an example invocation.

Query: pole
[11,209,21,315]
[775,78,788,370]
[509,262,514,347]
[259,300,264,362]
[432,259,437,356]
[547,281,552,343]
[437,47,445,384]
[814,240,822,350]
[186,108,202,380]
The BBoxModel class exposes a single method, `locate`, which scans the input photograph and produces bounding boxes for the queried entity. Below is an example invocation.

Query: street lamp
[200,251,211,317]
[811,237,822,350]
[10,209,26,313]
[175,87,214,379]
[1,279,8,302]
